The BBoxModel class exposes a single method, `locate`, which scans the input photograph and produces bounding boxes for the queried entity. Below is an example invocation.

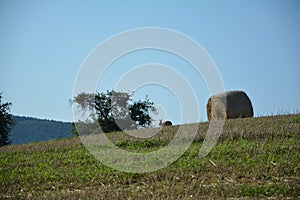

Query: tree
[72,90,156,133]
[71,122,78,136]
[0,93,14,146]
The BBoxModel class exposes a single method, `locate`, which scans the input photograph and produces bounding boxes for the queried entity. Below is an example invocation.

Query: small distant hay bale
[206,90,253,121]
[159,119,172,126]
[163,121,172,126]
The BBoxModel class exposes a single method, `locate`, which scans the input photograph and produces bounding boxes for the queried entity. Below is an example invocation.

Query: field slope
[1,114,299,199]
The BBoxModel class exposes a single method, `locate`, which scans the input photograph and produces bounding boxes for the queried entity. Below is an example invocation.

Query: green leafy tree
[71,122,78,136]
[72,90,156,133]
[0,93,14,146]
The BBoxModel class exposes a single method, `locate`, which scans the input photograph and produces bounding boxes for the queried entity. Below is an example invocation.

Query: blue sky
[0,0,299,124]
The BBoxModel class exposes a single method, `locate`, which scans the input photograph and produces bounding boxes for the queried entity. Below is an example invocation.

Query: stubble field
[1,114,299,199]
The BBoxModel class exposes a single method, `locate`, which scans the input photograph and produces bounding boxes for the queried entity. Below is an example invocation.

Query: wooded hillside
[9,116,73,144]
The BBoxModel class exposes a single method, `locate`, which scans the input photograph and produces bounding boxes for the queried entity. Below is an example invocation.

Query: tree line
[0,90,159,146]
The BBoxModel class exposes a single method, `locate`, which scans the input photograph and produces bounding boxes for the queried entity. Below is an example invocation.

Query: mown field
[1,114,299,199]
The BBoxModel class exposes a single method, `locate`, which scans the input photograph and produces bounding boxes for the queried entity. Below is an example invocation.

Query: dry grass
[0,114,299,199]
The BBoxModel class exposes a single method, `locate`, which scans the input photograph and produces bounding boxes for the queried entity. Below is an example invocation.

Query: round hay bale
[206,90,253,121]
[159,119,172,126]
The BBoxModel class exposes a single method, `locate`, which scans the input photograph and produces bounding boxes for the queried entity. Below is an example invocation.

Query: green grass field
[1,114,299,199]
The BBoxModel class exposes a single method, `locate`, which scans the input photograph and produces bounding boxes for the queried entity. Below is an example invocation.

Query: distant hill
[9,116,73,144]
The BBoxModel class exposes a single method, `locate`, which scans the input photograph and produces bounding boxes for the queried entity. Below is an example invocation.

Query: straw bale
[206,90,253,121]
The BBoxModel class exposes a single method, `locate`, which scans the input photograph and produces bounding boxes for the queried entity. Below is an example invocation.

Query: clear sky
[1,0,299,124]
